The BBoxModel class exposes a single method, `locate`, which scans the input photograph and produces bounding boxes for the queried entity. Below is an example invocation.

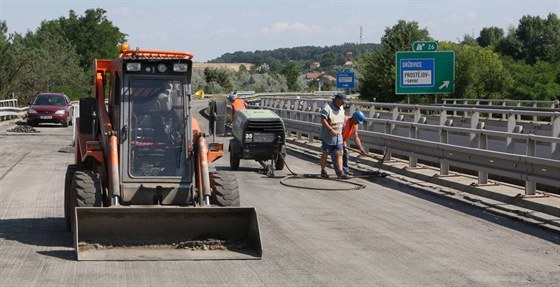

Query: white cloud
[447,11,478,23]
[262,22,322,34]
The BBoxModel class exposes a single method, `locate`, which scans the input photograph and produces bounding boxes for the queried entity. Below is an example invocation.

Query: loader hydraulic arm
[92,59,121,204]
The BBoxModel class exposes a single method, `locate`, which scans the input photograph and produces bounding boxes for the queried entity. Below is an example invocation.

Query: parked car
[27,93,74,127]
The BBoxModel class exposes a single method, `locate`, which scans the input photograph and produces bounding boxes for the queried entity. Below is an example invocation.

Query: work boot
[321,169,329,178]
[344,170,354,176]
[337,171,351,180]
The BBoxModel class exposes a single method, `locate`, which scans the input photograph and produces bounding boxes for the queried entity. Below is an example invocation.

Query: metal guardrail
[0,99,27,121]
[443,98,560,109]
[257,97,560,195]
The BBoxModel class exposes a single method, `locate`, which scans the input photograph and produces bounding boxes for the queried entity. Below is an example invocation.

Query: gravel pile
[7,124,39,133]
[79,238,248,251]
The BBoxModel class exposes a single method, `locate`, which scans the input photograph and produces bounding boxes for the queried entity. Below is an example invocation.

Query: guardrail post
[532,102,538,122]
[552,113,560,160]
[365,105,375,131]
[516,102,522,121]
[408,107,422,168]
[307,100,314,122]
[476,122,489,185]
[525,136,537,195]
[383,113,395,162]
[439,110,450,176]
[452,101,458,117]
[348,102,356,115]
[469,110,480,147]
[281,99,288,119]
[469,110,489,184]
[287,99,294,120]
[506,112,520,154]
[391,106,399,134]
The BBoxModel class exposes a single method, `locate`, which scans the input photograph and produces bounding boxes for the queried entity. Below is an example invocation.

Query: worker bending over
[227,92,248,121]
[333,110,366,176]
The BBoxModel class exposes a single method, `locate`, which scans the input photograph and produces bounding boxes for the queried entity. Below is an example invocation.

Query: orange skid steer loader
[64,44,261,260]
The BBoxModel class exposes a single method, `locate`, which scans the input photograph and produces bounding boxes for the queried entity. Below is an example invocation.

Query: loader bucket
[74,206,262,261]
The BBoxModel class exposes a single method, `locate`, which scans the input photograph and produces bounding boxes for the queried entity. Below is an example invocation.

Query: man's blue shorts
[322,141,343,153]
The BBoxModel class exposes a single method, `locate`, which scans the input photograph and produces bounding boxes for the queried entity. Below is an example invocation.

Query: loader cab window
[129,79,185,177]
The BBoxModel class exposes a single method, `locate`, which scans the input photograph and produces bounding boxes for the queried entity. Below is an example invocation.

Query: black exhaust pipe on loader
[75,207,262,261]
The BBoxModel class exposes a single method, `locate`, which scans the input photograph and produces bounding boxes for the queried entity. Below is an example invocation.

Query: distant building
[309,62,321,70]
[320,74,336,83]
[345,51,353,58]
[256,63,270,73]
[305,71,322,80]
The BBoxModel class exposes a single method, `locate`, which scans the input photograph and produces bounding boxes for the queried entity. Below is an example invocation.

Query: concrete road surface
[0,100,559,287]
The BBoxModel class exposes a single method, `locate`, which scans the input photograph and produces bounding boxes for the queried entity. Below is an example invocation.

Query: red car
[27,93,74,127]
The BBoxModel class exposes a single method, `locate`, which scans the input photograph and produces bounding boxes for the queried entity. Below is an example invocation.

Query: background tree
[0,21,17,99]
[203,68,234,94]
[496,13,560,64]
[356,20,430,102]
[10,33,87,102]
[460,34,478,46]
[495,26,524,60]
[36,8,127,70]
[477,27,504,47]
[280,61,300,91]
[503,59,560,101]
[443,42,510,99]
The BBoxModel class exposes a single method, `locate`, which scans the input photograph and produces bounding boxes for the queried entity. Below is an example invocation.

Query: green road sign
[412,41,438,52]
[395,51,455,95]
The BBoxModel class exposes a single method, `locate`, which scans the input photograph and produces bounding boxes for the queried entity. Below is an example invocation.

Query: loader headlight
[126,62,141,71]
[173,63,189,72]
[157,63,167,73]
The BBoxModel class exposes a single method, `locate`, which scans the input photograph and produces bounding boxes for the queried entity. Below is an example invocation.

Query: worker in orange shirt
[227,92,248,121]
[333,110,366,176]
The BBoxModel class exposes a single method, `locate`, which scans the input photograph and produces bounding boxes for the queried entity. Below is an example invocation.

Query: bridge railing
[0,99,26,121]
[443,98,560,109]
[257,97,560,195]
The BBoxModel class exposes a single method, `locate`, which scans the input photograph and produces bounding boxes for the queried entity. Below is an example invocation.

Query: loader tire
[67,170,103,232]
[210,171,240,207]
[73,170,103,208]
[64,164,84,231]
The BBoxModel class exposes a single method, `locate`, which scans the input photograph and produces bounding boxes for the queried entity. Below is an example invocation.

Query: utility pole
[359,26,364,44]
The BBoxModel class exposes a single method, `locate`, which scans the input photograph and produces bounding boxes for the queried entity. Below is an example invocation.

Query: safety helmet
[353,110,365,124]
[227,94,236,102]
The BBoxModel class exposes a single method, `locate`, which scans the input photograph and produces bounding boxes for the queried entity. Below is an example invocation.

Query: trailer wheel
[64,164,82,231]
[210,171,240,207]
[275,153,285,170]
[230,150,240,170]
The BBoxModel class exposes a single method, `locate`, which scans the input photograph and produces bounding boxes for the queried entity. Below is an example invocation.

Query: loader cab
[112,58,195,185]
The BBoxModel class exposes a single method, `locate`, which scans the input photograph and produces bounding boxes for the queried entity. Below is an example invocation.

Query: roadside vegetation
[0,8,558,104]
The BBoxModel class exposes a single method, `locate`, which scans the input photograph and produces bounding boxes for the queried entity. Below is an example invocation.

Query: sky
[1,0,559,62]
